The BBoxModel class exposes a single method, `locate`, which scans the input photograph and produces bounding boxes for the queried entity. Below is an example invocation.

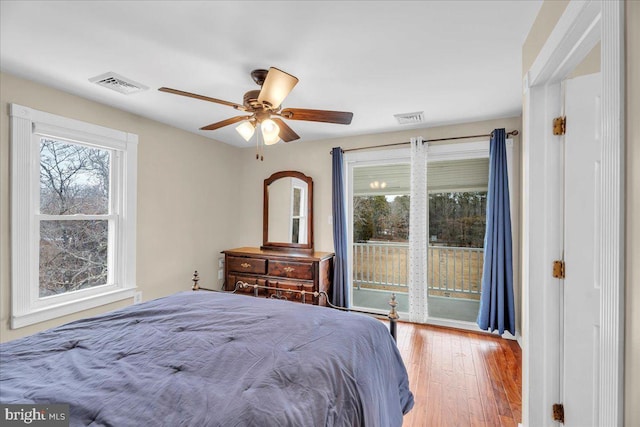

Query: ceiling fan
[158,67,353,147]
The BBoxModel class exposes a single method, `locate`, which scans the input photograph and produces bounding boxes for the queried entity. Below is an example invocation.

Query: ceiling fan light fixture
[236,121,255,141]
[257,67,299,109]
[261,119,281,145]
[160,67,352,149]
[263,134,281,146]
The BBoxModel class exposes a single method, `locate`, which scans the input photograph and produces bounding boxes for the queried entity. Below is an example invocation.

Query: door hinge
[552,403,565,423]
[553,260,565,279]
[553,116,566,135]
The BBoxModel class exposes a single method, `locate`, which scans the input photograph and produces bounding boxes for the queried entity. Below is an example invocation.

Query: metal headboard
[190,270,399,341]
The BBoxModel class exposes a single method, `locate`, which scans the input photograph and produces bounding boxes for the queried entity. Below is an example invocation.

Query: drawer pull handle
[284,267,295,273]
[241,263,251,268]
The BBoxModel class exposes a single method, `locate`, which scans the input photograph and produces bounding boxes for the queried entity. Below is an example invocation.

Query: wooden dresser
[223,247,334,306]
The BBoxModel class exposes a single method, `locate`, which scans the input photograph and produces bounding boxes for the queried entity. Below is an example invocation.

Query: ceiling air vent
[89,72,148,95]
[394,111,425,125]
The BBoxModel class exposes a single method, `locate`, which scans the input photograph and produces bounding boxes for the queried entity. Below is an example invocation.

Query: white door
[562,72,601,426]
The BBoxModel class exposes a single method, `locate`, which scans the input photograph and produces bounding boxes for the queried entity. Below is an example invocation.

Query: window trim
[10,103,138,329]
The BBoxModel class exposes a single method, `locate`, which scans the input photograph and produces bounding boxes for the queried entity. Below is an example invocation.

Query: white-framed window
[10,103,137,328]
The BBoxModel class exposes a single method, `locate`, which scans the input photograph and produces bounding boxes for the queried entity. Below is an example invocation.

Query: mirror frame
[262,170,314,252]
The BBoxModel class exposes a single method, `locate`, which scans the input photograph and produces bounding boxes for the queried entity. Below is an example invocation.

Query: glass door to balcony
[426,158,489,322]
[348,149,490,325]
[350,161,410,314]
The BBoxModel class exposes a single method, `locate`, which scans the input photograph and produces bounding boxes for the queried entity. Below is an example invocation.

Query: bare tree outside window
[39,138,110,297]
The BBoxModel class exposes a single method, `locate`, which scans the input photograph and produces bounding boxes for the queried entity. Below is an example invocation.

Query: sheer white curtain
[408,137,428,323]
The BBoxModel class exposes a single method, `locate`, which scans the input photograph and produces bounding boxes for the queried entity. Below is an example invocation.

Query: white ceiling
[0,1,542,148]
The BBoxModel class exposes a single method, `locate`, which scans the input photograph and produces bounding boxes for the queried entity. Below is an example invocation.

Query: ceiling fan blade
[257,68,299,109]
[272,118,300,142]
[159,87,245,110]
[200,116,251,131]
[280,108,353,125]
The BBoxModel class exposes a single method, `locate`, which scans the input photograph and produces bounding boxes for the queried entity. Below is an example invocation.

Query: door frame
[345,147,411,317]
[522,1,625,426]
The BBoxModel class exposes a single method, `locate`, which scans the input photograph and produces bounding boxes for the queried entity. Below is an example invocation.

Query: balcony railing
[353,242,483,298]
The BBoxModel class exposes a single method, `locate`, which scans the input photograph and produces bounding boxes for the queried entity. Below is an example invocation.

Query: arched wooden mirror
[262,171,313,252]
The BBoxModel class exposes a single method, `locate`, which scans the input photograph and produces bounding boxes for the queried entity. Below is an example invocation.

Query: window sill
[11,287,137,329]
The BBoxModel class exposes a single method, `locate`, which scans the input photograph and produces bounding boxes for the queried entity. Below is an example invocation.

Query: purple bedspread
[1,291,413,426]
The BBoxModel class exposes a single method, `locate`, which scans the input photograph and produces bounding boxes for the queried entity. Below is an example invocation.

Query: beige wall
[0,72,243,342]
[570,41,601,78]
[522,1,639,425]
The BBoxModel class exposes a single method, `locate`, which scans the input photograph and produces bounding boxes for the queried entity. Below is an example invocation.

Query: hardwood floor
[396,322,522,427]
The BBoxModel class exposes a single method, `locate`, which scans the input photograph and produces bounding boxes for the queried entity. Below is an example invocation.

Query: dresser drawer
[227,274,268,295]
[227,256,267,274]
[269,281,315,303]
[268,261,314,280]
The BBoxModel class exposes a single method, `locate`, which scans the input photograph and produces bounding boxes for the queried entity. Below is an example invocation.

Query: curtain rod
[331,130,519,154]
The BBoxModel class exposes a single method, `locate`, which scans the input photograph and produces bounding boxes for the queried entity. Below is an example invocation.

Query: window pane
[352,163,411,312]
[39,220,109,297]
[428,191,486,318]
[428,158,489,192]
[426,156,489,322]
[428,191,487,248]
[291,218,300,243]
[353,195,410,242]
[292,187,301,216]
[40,138,110,215]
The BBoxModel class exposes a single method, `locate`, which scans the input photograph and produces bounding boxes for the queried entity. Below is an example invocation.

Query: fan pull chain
[256,127,264,161]
[256,134,259,160]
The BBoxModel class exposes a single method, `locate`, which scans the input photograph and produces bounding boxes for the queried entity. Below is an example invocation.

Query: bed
[0,290,414,426]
